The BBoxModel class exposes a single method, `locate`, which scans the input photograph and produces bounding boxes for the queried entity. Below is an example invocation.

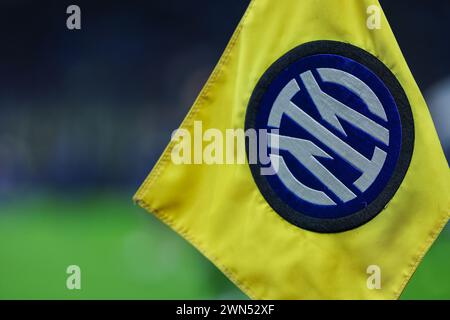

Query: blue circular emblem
[245,41,414,233]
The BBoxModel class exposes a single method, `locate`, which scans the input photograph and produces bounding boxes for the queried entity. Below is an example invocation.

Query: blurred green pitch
[0,192,448,299]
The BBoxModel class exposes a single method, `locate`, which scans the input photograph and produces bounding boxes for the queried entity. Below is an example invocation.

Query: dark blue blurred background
[0,1,250,193]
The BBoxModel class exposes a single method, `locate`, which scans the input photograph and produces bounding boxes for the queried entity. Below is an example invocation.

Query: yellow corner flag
[135,0,450,299]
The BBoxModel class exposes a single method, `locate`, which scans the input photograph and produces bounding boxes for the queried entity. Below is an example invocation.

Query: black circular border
[245,40,415,233]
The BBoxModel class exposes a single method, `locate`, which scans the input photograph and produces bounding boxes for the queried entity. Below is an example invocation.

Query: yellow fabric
[134,0,450,299]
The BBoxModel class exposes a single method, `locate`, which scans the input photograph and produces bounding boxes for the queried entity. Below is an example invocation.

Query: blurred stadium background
[0,0,448,299]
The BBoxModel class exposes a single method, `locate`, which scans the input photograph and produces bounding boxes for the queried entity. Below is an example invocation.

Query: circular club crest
[245,41,414,233]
